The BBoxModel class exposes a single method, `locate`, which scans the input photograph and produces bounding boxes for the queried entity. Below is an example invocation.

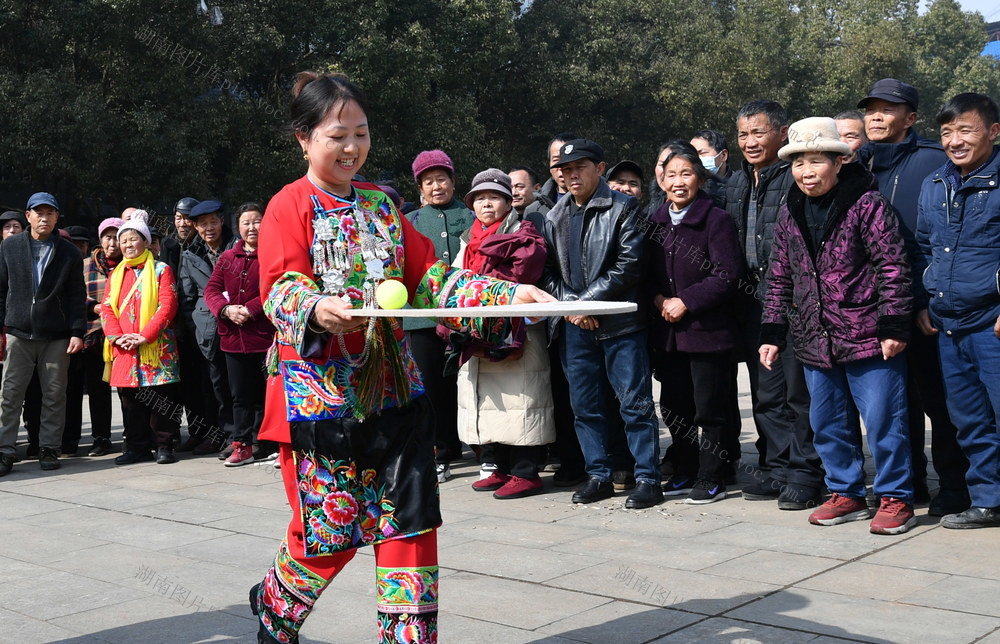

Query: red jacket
[204,239,275,354]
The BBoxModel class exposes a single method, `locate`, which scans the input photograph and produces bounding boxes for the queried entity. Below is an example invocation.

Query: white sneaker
[436,463,451,483]
[479,463,498,481]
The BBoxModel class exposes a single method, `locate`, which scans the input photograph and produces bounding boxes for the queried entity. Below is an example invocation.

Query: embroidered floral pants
[255,446,438,643]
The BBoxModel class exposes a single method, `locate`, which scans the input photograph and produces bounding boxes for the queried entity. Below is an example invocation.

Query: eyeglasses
[737,128,774,142]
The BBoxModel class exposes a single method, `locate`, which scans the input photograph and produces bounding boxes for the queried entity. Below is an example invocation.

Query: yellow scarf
[103,249,162,380]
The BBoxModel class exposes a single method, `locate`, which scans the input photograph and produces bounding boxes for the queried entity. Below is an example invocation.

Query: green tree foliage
[0,0,996,221]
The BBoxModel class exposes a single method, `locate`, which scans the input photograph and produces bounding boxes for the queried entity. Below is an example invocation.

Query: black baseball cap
[65,225,90,241]
[858,78,919,112]
[552,139,604,168]
[606,160,644,185]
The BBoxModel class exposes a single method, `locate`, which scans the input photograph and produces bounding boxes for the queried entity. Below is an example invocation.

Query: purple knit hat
[98,217,125,238]
[412,150,455,182]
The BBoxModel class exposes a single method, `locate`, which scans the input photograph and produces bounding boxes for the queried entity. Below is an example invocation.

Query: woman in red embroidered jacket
[249,72,553,644]
[100,211,181,466]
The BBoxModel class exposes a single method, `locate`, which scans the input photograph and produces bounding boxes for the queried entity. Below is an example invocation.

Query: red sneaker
[472,471,511,491]
[870,497,917,535]
[808,493,872,526]
[493,476,544,500]
[223,442,254,467]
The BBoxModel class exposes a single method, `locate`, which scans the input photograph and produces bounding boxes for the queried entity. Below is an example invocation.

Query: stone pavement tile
[0,606,87,643]
[439,514,601,550]
[552,503,740,539]
[549,534,753,572]
[535,599,701,643]
[795,562,948,602]
[202,507,293,539]
[5,476,117,499]
[898,574,1000,618]
[0,489,79,516]
[49,595,257,643]
[437,540,606,583]
[699,520,888,560]
[297,589,383,644]
[546,560,780,615]
[160,533,281,571]
[700,550,843,587]
[444,571,611,630]
[124,559,265,615]
[862,526,1000,580]
[0,555,59,586]
[973,627,1000,643]
[724,587,1000,643]
[444,491,586,523]
[60,485,185,512]
[114,472,217,493]
[19,506,228,550]
[0,569,140,621]
[648,616,821,643]
[137,497,261,525]
[176,480,291,512]
[45,542,204,585]
[0,519,110,559]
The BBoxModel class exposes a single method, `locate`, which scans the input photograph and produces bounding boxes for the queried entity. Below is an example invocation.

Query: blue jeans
[937,327,1000,508]
[803,355,913,502]
[559,325,660,484]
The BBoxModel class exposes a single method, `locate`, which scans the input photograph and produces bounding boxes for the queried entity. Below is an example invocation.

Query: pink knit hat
[412,150,455,182]
[98,217,124,238]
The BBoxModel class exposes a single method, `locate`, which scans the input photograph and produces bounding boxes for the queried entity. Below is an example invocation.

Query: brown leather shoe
[192,438,223,455]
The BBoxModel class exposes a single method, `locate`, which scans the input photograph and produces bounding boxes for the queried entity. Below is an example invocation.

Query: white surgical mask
[700,151,722,174]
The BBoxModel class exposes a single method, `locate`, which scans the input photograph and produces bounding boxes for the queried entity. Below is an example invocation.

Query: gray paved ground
[2,369,1000,643]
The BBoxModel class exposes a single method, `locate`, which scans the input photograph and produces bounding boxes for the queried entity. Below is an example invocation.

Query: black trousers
[207,347,235,439]
[656,351,735,483]
[82,342,113,441]
[741,298,824,488]
[176,334,219,438]
[907,326,969,491]
[407,328,461,464]
[490,443,545,479]
[62,351,86,452]
[547,341,586,473]
[226,351,266,445]
[120,383,181,452]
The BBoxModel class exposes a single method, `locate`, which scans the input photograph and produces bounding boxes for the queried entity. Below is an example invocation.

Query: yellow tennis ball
[375,280,408,309]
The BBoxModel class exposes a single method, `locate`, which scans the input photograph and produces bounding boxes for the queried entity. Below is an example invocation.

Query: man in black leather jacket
[538,139,663,510]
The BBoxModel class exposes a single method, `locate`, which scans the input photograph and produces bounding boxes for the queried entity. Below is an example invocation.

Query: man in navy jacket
[0,192,86,476]
[915,93,1000,529]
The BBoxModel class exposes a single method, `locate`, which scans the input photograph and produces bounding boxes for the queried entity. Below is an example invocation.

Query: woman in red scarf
[439,169,554,499]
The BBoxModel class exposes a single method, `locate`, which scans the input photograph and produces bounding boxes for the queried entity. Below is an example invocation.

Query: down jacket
[915,146,1000,335]
[760,163,912,369]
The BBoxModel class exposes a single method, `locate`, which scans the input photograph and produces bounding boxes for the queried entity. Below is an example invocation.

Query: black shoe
[625,481,664,509]
[661,474,695,497]
[61,445,79,457]
[777,484,822,511]
[156,448,177,465]
[218,443,235,461]
[553,467,588,488]
[612,470,636,491]
[252,443,279,462]
[115,449,154,465]
[929,487,972,517]
[913,478,931,505]
[742,477,784,500]
[177,434,202,452]
[88,438,113,457]
[0,453,14,477]
[941,506,1000,529]
[39,448,60,471]
[571,478,615,504]
[26,444,39,460]
[686,479,726,505]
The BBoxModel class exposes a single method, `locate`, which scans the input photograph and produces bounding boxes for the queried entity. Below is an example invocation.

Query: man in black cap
[538,139,663,509]
[0,192,86,476]
[606,160,644,201]
[857,78,966,515]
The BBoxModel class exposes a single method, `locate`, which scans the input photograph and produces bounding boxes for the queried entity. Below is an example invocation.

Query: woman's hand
[115,333,147,350]
[759,344,780,371]
[311,296,368,334]
[880,338,906,360]
[225,305,251,326]
[661,297,687,323]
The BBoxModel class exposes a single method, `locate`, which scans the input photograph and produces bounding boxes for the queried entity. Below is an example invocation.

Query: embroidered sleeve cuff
[877,314,911,343]
[264,271,328,355]
[759,323,788,351]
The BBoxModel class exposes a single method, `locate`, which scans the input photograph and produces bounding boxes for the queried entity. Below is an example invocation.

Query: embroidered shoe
[808,493,872,526]
[685,479,726,505]
[870,497,917,535]
[225,442,254,467]
[435,463,452,483]
[493,475,544,499]
[473,471,511,491]
[479,462,498,481]
[662,474,695,497]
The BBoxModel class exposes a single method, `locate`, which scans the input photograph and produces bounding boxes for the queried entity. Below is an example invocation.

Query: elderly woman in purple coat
[645,141,743,506]
[759,117,915,536]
